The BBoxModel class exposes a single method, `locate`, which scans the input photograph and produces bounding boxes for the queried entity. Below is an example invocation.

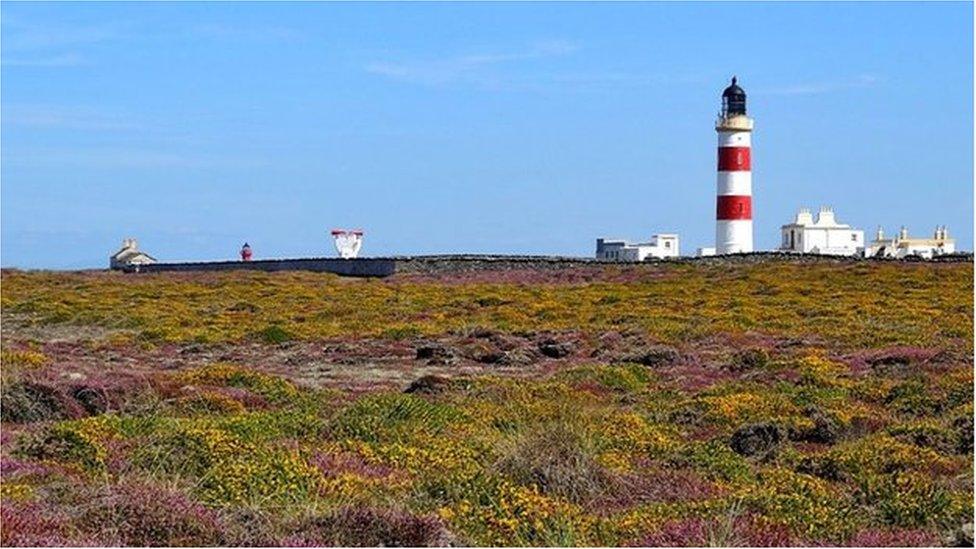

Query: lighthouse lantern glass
[721,78,747,117]
[722,94,746,117]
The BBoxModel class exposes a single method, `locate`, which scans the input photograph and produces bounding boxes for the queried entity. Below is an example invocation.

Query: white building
[864,226,956,259]
[779,207,864,256]
[697,247,716,257]
[109,238,156,269]
[596,234,679,261]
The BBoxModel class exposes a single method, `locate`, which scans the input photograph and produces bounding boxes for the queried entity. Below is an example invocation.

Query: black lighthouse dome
[721,76,746,116]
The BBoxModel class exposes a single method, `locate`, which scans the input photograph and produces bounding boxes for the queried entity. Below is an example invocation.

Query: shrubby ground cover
[0,259,972,546]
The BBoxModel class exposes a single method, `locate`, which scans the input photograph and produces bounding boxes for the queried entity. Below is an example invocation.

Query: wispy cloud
[755,74,880,96]
[2,19,122,51]
[1,16,302,68]
[187,23,303,43]
[2,104,141,131]
[364,40,580,86]
[2,147,268,169]
[1,53,87,68]
[0,16,124,68]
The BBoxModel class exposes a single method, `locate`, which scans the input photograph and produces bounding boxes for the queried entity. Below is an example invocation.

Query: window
[851,234,857,241]
[664,241,671,248]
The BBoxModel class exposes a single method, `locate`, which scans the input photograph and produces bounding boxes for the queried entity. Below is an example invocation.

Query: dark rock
[179,343,206,355]
[539,339,574,359]
[227,301,259,313]
[807,414,840,444]
[0,381,83,423]
[487,333,523,351]
[497,349,539,366]
[476,351,506,364]
[71,385,109,415]
[796,455,846,482]
[475,296,509,307]
[791,407,841,444]
[668,402,708,427]
[730,422,784,458]
[951,523,974,547]
[415,346,437,359]
[729,348,770,371]
[469,326,497,339]
[404,375,452,395]
[889,422,956,453]
[622,346,680,367]
[415,344,456,364]
[954,415,974,454]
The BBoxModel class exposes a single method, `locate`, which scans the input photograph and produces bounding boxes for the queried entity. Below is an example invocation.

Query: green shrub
[870,473,958,529]
[331,393,465,443]
[885,380,937,417]
[674,441,754,483]
[176,364,299,404]
[740,468,859,541]
[132,425,321,505]
[496,422,611,503]
[257,325,294,344]
[15,418,113,471]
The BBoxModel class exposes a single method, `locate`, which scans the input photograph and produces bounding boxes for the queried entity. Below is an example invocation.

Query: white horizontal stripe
[716,171,752,195]
[717,131,751,147]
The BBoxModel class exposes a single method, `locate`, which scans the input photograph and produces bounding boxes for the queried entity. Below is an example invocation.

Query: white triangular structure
[331,229,363,259]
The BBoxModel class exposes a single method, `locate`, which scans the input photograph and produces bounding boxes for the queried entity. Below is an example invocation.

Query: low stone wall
[122,252,973,278]
[391,255,602,275]
[125,257,397,277]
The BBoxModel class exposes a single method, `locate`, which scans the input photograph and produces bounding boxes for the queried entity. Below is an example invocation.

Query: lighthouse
[715,77,754,254]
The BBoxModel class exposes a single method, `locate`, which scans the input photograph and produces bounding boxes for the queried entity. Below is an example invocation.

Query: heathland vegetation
[1,259,972,546]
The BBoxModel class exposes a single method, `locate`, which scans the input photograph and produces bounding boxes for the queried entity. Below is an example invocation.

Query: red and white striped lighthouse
[715,76,754,254]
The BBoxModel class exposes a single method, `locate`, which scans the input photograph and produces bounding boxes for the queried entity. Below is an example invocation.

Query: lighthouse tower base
[717,220,753,254]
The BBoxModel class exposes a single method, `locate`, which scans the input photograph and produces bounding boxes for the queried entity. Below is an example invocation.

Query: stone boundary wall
[125,258,397,277]
[122,252,973,278]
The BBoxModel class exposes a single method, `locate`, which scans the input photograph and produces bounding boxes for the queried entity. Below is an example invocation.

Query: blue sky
[2,2,972,269]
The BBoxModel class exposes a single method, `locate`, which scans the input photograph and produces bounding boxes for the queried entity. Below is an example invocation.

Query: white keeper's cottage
[779,207,864,256]
[109,238,157,269]
[864,226,956,259]
[596,234,680,261]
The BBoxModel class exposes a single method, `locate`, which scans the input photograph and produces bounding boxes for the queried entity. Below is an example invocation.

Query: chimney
[816,206,836,226]
[795,208,814,225]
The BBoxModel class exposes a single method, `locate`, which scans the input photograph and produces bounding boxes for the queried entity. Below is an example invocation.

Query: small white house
[779,207,864,256]
[596,234,679,261]
[109,238,156,269]
[696,247,716,257]
[864,226,956,259]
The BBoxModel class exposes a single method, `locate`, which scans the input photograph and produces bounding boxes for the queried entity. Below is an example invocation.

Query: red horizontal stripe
[718,147,751,171]
[716,195,752,220]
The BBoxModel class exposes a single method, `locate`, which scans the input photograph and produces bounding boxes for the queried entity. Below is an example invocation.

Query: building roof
[111,239,156,263]
[722,76,745,99]
[112,248,156,262]
[782,207,856,230]
[895,238,955,247]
